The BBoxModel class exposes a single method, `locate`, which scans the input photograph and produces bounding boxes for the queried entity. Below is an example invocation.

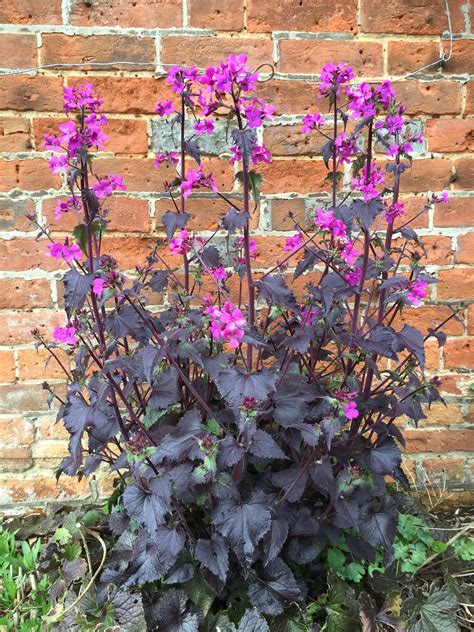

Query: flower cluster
[46,239,82,264]
[53,326,77,346]
[181,165,218,198]
[204,300,247,348]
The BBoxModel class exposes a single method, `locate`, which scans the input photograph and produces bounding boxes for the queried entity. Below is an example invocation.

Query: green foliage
[0,524,52,631]
[452,536,474,562]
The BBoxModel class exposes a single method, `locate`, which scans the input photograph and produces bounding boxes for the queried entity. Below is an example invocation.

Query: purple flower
[181,165,218,198]
[48,154,68,174]
[432,191,449,204]
[210,267,228,282]
[155,99,175,116]
[92,174,126,199]
[193,118,215,136]
[344,400,359,420]
[155,151,179,168]
[340,241,360,266]
[54,196,80,221]
[319,62,354,95]
[251,144,272,164]
[334,131,359,163]
[283,233,303,253]
[385,201,405,223]
[53,326,77,346]
[170,229,191,255]
[46,239,82,264]
[345,267,362,287]
[93,278,105,297]
[229,145,243,164]
[301,112,324,134]
[407,279,428,308]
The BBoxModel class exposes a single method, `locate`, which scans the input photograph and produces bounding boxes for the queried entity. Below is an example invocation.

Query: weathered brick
[404,428,474,453]
[258,80,329,115]
[259,160,329,194]
[437,268,474,300]
[70,0,181,28]
[32,440,68,465]
[0,385,51,414]
[278,40,383,76]
[271,198,307,230]
[421,457,469,487]
[389,158,452,193]
[0,278,52,309]
[0,311,64,345]
[0,117,31,152]
[0,198,36,231]
[360,0,466,35]
[155,197,241,232]
[0,34,37,70]
[264,124,326,156]
[0,352,16,383]
[433,196,472,227]
[0,0,62,24]
[419,402,464,427]
[0,418,34,445]
[444,338,474,369]
[33,116,149,154]
[453,158,474,190]
[0,238,64,272]
[0,447,33,472]
[161,36,272,69]
[421,235,453,266]
[466,82,474,116]
[67,76,173,115]
[188,0,244,30]
[455,233,474,264]
[0,159,60,192]
[426,119,474,153]
[41,34,156,71]
[444,40,474,75]
[387,41,440,75]
[393,303,465,336]
[247,0,357,33]
[393,81,462,115]
[152,119,229,156]
[0,475,90,503]
[0,76,64,112]
[17,348,69,381]
[35,416,70,441]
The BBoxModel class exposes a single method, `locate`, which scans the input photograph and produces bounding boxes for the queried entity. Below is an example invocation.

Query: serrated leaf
[62,268,93,314]
[214,367,277,408]
[195,536,229,582]
[256,275,297,310]
[111,587,147,631]
[222,207,250,233]
[364,436,402,477]
[248,558,302,616]
[249,430,287,460]
[408,588,458,632]
[161,211,191,239]
[237,609,269,632]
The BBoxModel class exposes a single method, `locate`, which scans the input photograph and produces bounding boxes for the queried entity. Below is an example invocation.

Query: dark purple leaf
[359,497,397,550]
[123,476,172,533]
[322,140,334,168]
[293,248,317,280]
[104,305,149,343]
[360,325,398,361]
[348,199,382,230]
[146,588,199,632]
[63,269,93,314]
[214,367,277,408]
[185,140,201,165]
[283,326,312,354]
[248,558,302,616]
[271,468,308,503]
[161,211,191,239]
[212,495,271,566]
[334,497,359,529]
[222,207,249,233]
[62,558,87,583]
[288,534,326,564]
[142,344,167,384]
[346,535,376,563]
[232,128,256,162]
[149,366,180,410]
[217,435,245,468]
[201,245,221,268]
[249,430,287,460]
[396,324,425,370]
[428,328,447,347]
[255,275,297,310]
[364,436,402,477]
[321,417,341,450]
[272,377,313,427]
[309,458,336,497]
[263,519,289,566]
[125,527,185,586]
[150,270,170,293]
[111,587,147,631]
[195,536,229,582]
[237,609,269,632]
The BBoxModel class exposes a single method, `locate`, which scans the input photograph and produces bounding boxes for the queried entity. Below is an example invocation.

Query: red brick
[393,304,465,336]
[17,348,69,381]
[0,418,34,445]
[0,33,37,69]
[35,416,69,441]
[70,0,181,27]
[279,40,383,76]
[247,0,357,33]
[454,158,474,190]
[161,36,272,69]
[433,196,472,227]
[468,305,474,335]
[393,81,462,115]
[95,157,233,193]
[426,119,474,153]
[424,339,441,371]
[0,351,15,383]
[259,160,329,194]
[444,41,474,75]
[0,0,62,24]
[0,159,60,192]
[0,385,52,414]
[361,0,466,35]
[0,238,64,272]
[421,235,454,265]
[272,198,307,230]
[0,447,32,472]
[444,338,474,369]
[188,0,244,30]
[419,402,464,426]
[394,196,429,229]
[388,158,452,193]
[0,76,64,112]
[101,236,162,269]
[264,124,327,156]
[437,268,474,300]
[258,80,329,115]
[0,198,36,231]
[421,457,469,487]
[0,278,52,309]
[0,475,90,503]
[32,441,68,465]
[0,311,64,345]
[155,197,238,232]
[0,117,31,152]
[404,428,474,453]
[33,116,149,154]
[455,233,474,264]
[41,34,156,71]
[387,41,440,75]
[438,373,471,395]
[466,83,474,116]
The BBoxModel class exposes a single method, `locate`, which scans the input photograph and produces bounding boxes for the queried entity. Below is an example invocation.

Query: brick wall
[0,0,473,510]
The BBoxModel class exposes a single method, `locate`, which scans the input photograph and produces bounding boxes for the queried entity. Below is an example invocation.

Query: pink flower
[319,62,354,95]
[407,279,428,308]
[229,145,243,164]
[46,239,82,264]
[48,154,68,174]
[54,196,80,221]
[93,278,105,297]
[284,233,303,253]
[345,267,362,287]
[169,229,191,255]
[301,113,324,134]
[240,97,275,128]
[155,151,179,168]
[207,300,247,348]
[92,174,126,199]
[340,241,360,266]
[334,131,359,163]
[301,306,319,324]
[344,400,359,420]
[64,83,103,114]
[385,201,405,223]
[155,99,175,116]
[432,191,449,204]
[54,326,77,346]
[210,267,228,282]
[181,165,218,198]
[193,118,215,135]
[314,208,347,239]
[251,144,272,164]
[351,162,384,201]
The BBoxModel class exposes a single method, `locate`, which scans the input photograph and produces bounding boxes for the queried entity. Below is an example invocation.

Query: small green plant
[0,524,52,631]
[452,536,474,562]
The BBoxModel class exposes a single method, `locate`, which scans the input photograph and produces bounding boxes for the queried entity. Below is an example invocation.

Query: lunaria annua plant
[32,55,454,624]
